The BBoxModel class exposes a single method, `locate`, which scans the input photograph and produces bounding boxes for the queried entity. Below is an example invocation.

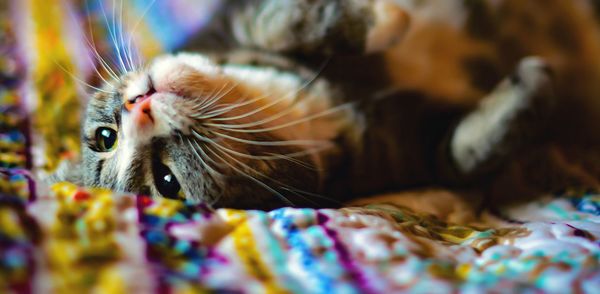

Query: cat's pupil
[153,161,182,200]
[95,127,117,151]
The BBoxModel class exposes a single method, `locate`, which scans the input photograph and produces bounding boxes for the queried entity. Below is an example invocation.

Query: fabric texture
[0,1,598,293]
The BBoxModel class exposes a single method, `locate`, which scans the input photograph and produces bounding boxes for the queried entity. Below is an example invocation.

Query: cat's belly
[324,89,465,200]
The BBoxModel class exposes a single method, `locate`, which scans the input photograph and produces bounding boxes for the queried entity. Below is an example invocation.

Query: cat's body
[70,0,600,209]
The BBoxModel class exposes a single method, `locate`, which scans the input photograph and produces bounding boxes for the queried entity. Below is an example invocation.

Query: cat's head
[80,53,345,209]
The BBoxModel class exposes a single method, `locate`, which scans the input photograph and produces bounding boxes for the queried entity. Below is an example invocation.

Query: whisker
[113,0,130,72]
[198,89,279,120]
[52,59,116,94]
[195,74,283,119]
[207,89,293,122]
[87,1,122,80]
[98,0,127,74]
[205,145,295,207]
[184,136,221,176]
[205,102,355,134]
[279,186,342,205]
[63,2,116,88]
[194,132,330,205]
[194,130,329,161]
[117,0,134,72]
[88,40,121,82]
[193,129,327,147]
[209,59,330,122]
[190,139,229,170]
[77,1,122,83]
[263,152,320,171]
[208,143,329,207]
[280,186,321,206]
[191,81,236,112]
[84,8,122,83]
[126,0,157,69]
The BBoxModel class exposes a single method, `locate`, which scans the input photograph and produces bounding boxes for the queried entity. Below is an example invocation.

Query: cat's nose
[133,98,153,127]
[125,89,155,127]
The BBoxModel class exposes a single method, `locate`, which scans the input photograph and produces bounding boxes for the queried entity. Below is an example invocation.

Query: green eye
[95,127,118,152]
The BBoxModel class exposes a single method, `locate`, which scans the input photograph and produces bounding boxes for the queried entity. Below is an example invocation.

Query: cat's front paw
[449,56,555,176]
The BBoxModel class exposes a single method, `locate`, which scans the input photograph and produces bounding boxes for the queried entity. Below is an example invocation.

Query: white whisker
[70,1,122,84]
[208,143,327,207]
[98,0,127,74]
[205,145,295,207]
[126,0,157,70]
[279,186,342,205]
[191,81,234,112]
[263,152,320,171]
[198,90,276,120]
[279,187,322,206]
[209,59,330,122]
[52,59,115,94]
[194,129,326,147]
[84,6,122,82]
[118,0,134,72]
[205,102,355,134]
[194,130,329,161]
[184,136,221,176]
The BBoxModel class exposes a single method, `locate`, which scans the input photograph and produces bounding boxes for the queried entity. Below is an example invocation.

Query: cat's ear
[365,1,411,53]
[229,0,410,55]
[45,158,84,186]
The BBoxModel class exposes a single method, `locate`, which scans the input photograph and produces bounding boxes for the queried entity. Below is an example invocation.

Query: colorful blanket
[1,1,599,293]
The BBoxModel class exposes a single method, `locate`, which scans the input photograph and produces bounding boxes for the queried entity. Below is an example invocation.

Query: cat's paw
[366,0,411,53]
[449,56,555,175]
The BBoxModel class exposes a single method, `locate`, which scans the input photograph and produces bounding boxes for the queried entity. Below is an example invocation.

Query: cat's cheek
[151,98,189,135]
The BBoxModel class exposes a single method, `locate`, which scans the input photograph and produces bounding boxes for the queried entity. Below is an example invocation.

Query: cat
[59,0,600,209]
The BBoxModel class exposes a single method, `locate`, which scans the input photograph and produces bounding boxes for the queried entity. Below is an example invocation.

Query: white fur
[150,53,221,83]
[451,57,551,173]
[123,72,151,101]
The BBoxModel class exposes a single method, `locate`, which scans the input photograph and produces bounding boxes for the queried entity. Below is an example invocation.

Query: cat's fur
[63,0,600,209]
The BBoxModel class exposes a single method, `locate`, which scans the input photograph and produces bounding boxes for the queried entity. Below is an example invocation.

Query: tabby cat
[61,0,600,209]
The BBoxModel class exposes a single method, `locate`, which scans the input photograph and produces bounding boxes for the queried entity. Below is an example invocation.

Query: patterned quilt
[1,1,599,293]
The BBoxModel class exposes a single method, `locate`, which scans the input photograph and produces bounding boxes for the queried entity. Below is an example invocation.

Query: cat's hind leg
[439,57,555,183]
[229,0,410,54]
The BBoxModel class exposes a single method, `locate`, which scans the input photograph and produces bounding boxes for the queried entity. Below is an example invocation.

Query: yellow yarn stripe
[222,210,287,293]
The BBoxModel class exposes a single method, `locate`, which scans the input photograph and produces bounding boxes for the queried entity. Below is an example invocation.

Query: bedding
[0,1,598,293]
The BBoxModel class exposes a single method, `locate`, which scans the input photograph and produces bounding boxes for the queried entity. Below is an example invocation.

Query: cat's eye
[153,161,183,200]
[94,127,118,152]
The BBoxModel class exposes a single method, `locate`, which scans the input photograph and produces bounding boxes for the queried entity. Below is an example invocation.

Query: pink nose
[133,98,153,126]
[125,94,153,127]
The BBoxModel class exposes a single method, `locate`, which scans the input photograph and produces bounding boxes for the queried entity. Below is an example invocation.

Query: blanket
[1,1,599,293]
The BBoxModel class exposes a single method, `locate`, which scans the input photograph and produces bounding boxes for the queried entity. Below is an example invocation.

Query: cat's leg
[228,0,410,54]
[439,57,555,183]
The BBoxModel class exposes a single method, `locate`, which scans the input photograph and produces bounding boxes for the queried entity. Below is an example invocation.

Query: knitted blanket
[1,1,599,293]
